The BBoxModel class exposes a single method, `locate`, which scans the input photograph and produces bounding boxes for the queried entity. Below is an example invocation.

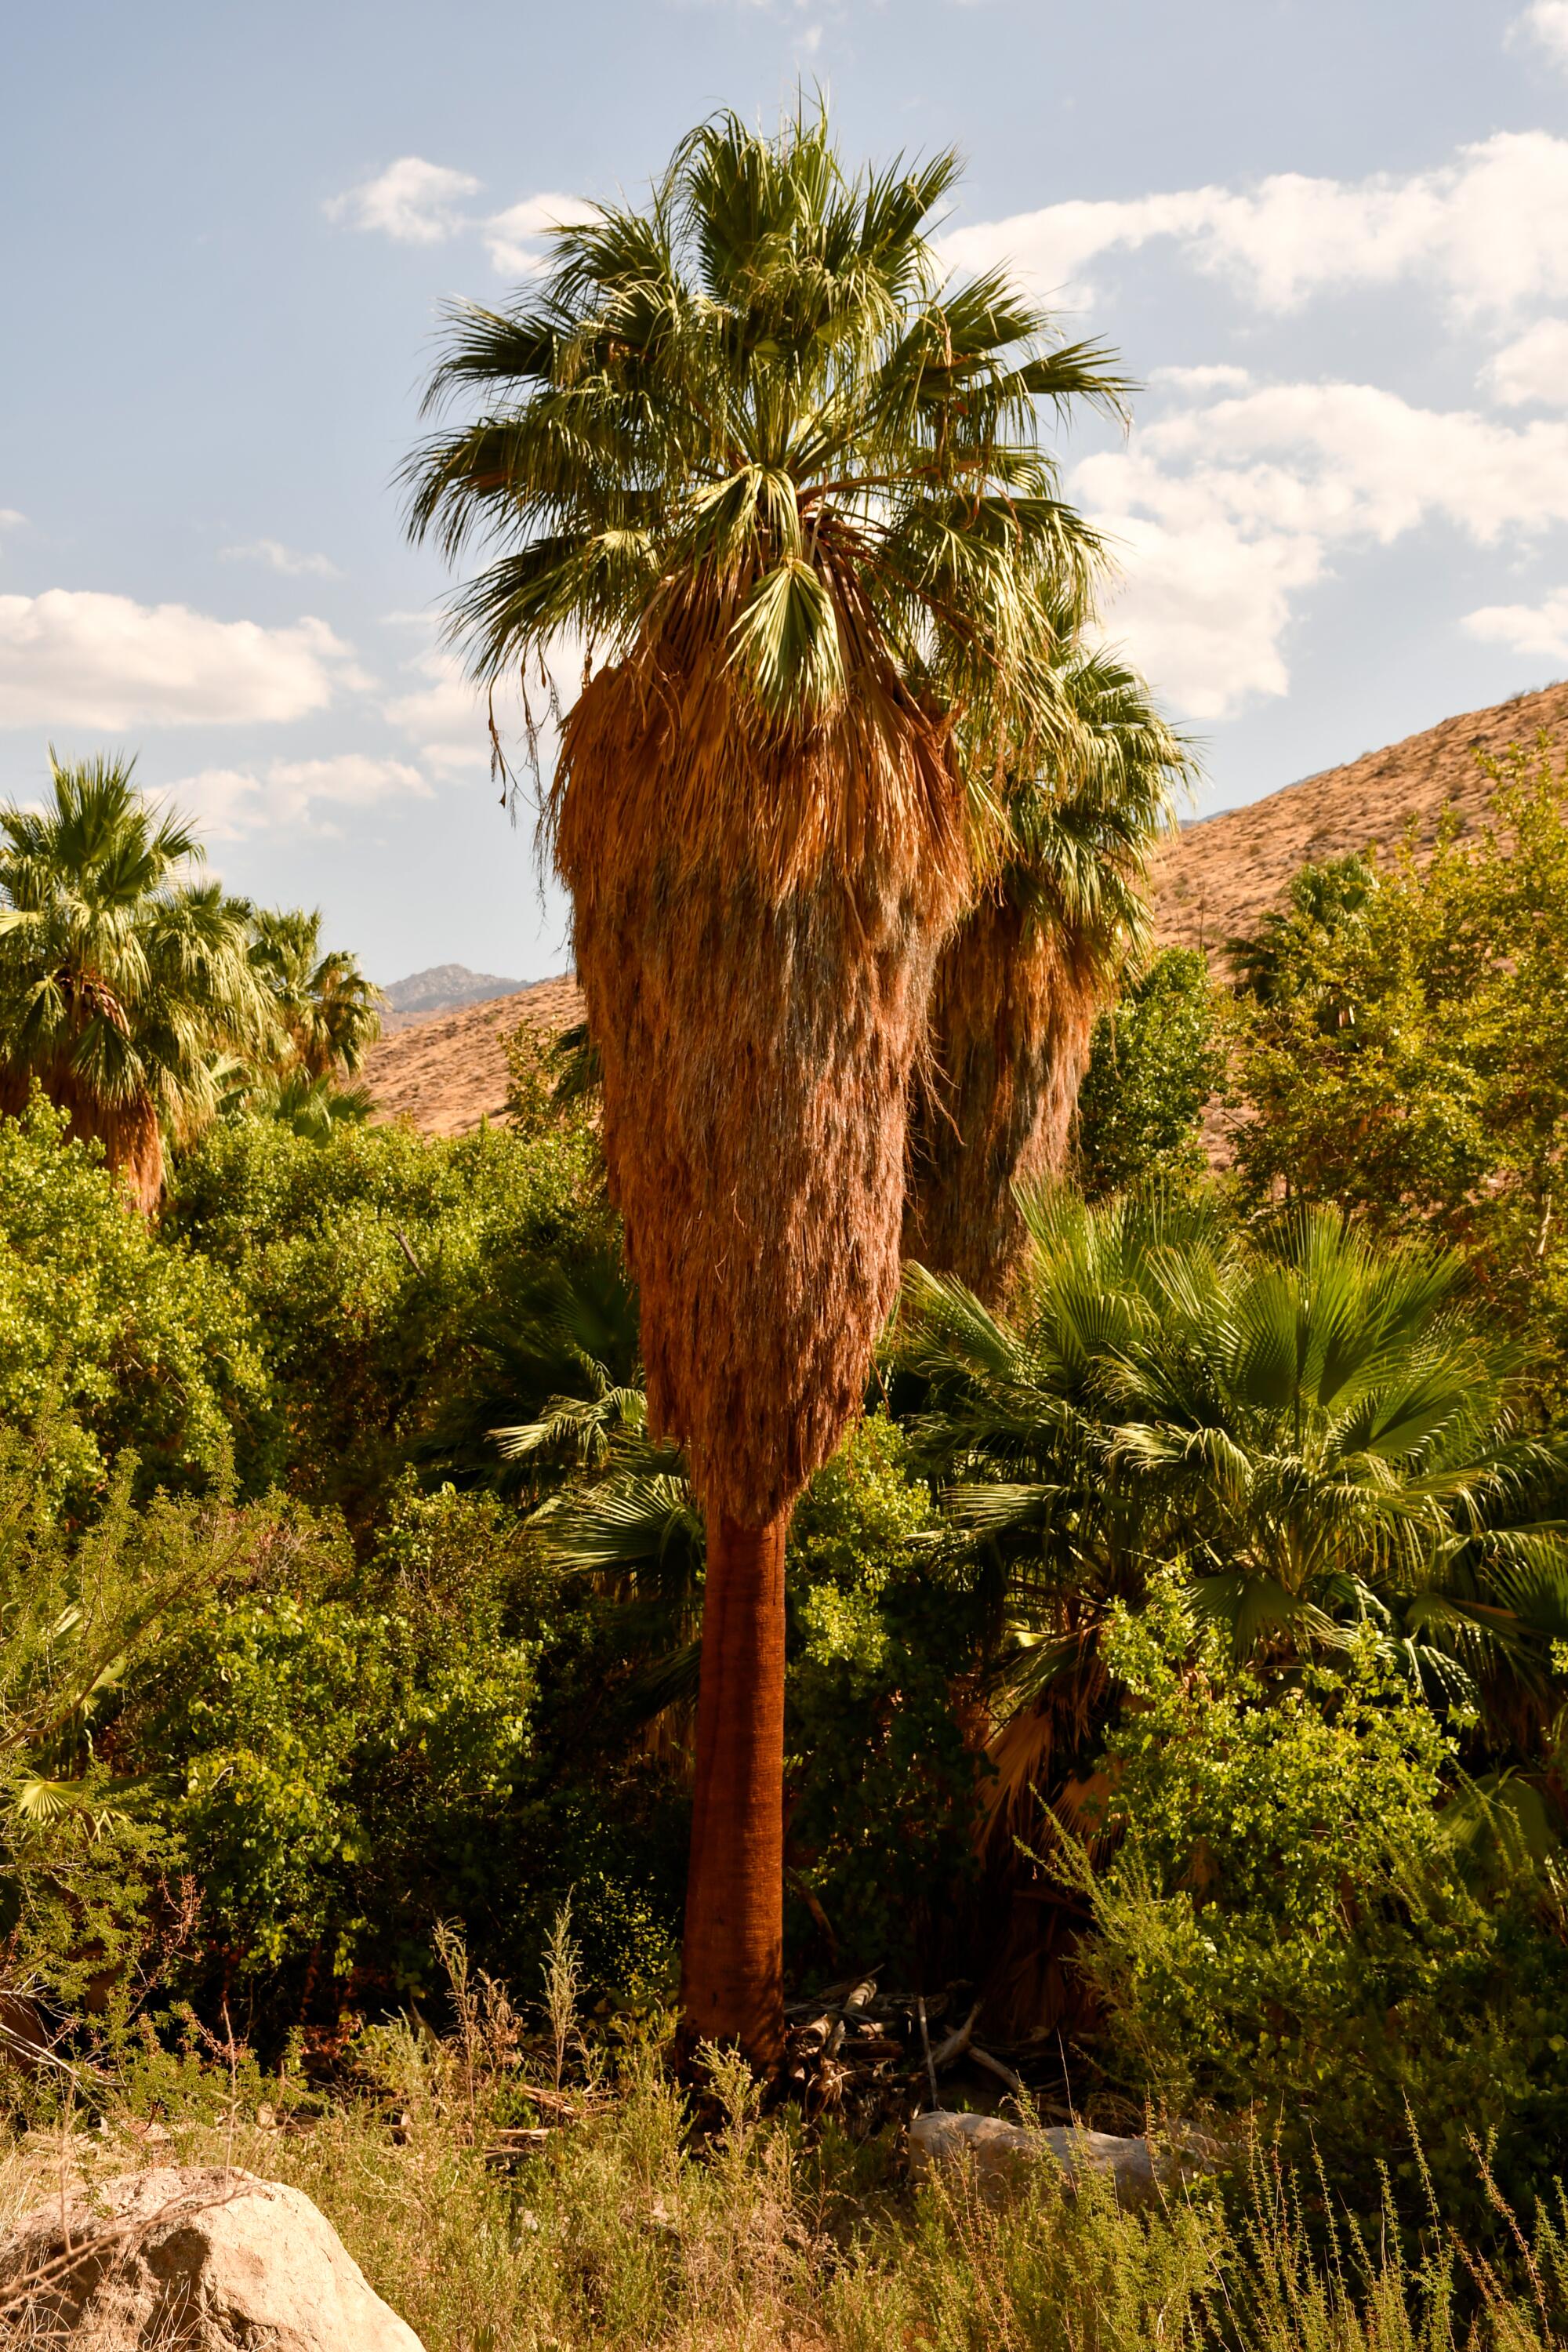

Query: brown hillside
[365,679,1568,1136]
[1152,676,1568,962]
[363,972,584,1137]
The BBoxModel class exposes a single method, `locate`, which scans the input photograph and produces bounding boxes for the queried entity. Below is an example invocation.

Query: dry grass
[2,2071,1564,2352]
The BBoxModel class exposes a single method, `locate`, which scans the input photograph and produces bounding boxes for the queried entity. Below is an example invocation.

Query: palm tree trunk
[678,1508,789,2069]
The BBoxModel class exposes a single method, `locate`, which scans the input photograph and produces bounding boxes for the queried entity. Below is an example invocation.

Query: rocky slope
[364,678,1566,1135]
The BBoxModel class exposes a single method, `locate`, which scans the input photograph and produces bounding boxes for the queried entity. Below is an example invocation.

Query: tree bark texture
[679,1510,789,2069]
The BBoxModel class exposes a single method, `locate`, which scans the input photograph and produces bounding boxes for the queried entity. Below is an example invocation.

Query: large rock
[0,2165,425,2352]
[909,2110,1206,2206]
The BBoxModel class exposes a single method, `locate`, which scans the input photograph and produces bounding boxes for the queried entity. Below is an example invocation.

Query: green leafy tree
[165,1114,600,1522]
[1072,947,1225,1197]
[0,754,271,1208]
[0,1095,274,1501]
[1229,742,1568,1351]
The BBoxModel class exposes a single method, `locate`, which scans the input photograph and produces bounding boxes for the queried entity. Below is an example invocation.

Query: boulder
[908,2110,1205,2206]
[0,2165,425,2352]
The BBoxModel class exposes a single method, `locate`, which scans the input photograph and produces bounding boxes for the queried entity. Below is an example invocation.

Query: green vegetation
[5,102,1568,2352]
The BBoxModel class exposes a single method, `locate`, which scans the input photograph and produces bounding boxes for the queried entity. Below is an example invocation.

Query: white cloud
[0,511,23,532]
[482,192,587,278]
[325,157,480,245]
[221,538,341,579]
[941,132,1568,319]
[387,637,585,778]
[0,590,364,729]
[1148,364,1253,397]
[1462,586,1568,661]
[1483,317,1568,407]
[169,754,430,842]
[1512,2,1568,68]
[1076,383,1568,717]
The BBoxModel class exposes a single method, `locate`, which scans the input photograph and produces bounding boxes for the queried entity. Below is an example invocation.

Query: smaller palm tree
[248,907,383,1081]
[903,648,1187,1302]
[902,1193,1568,1809]
[0,753,271,1208]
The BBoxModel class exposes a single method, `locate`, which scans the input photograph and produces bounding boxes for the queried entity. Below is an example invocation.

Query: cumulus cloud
[1483,317,1568,407]
[168,754,430,842]
[325,157,480,245]
[482,193,589,278]
[221,538,341,580]
[0,511,23,532]
[940,132,1568,318]
[1462,587,1568,661]
[1512,2,1568,68]
[1076,384,1568,717]
[0,590,364,730]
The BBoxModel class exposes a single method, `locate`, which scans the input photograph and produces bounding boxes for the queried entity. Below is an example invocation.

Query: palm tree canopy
[902,1194,1568,1708]
[248,906,383,1080]
[405,102,1128,861]
[0,753,271,1202]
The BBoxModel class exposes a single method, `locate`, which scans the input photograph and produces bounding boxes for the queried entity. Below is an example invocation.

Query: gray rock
[908,2110,1207,2206]
[0,2165,425,2352]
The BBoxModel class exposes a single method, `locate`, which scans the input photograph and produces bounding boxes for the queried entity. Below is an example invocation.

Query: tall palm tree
[902,648,1186,1303]
[248,906,383,1081]
[405,106,1124,2063]
[0,754,270,1210]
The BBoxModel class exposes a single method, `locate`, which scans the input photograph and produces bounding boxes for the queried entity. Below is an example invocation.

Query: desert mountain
[364,677,1567,1137]
[1152,676,1568,964]
[363,973,584,1134]
[377,963,528,1029]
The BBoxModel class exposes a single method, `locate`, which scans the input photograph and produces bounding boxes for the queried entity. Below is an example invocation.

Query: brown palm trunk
[678,1510,789,2068]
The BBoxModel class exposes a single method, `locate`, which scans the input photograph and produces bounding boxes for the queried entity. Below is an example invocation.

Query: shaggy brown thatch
[902,895,1102,1305]
[553,625,969,1526]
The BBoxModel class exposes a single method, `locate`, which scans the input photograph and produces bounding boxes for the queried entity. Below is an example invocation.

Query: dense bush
[0,1094,273,1502]
[1078,1587,1568,2226]
[785,1414,983,1980]
[1073,946,1225,1196]
[165,1115,601,1520]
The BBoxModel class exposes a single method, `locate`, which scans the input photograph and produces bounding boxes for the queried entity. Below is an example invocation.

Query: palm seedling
[405,104,1123,2061]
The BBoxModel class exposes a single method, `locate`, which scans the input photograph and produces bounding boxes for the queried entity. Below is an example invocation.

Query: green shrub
[0,1094,273,1501]
[1073,947,1225,1197]
[1076,1585,1568,2226]
[786,1414,984,1979]
[165,1116,601,1519]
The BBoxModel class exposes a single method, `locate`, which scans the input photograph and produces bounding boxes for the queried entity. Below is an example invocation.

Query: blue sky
[5,0,1568,982]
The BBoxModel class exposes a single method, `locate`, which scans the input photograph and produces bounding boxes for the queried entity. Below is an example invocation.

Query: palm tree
[405,105,1124,2063]
[248,907,383,1081]
[903,649,1186,1302]
[0,754,270,1210]
[902,1192,1568,1806]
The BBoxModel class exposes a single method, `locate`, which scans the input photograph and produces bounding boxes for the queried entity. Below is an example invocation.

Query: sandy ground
[364,679,1566,1136]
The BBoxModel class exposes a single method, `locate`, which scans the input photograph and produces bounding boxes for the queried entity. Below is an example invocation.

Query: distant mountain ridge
[377,964,528,1029]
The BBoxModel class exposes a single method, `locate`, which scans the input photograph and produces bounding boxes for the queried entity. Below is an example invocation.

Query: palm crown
[247,906,383,1081]
[405,107,1126,828]
[0,754,270,1207]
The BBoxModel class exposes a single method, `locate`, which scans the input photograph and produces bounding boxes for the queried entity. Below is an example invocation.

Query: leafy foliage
[0,1094,273,1501]
[1073,947,1225,1197]
[1078,1588,1568,2223]
[1228,743,1568,1352]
